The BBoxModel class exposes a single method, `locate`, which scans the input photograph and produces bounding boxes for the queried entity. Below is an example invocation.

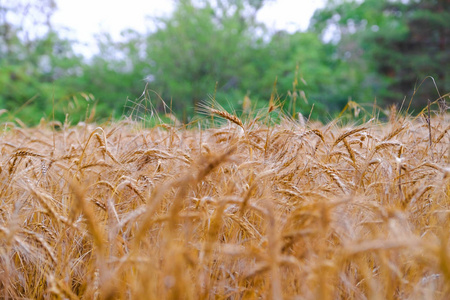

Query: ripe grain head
[0,109,448,299]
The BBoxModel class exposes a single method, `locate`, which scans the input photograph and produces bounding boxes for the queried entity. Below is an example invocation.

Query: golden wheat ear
[1,98,449,299]
[196,99,245,130]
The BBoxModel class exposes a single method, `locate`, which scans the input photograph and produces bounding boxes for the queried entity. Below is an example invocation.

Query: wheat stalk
[0,105,448,299]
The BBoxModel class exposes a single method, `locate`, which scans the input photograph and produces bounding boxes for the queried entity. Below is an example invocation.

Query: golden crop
[0,108,449,299]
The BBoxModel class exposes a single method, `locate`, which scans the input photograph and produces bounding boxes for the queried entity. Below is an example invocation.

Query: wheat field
[0,106,449,299]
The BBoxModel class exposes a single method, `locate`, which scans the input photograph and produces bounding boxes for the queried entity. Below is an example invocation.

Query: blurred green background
[0,0,448,125]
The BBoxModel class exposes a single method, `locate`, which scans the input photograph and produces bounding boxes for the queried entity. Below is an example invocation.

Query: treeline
[0,0,448,125]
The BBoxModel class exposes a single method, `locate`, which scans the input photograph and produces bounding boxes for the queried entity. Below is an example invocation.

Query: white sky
[53,0,325,56]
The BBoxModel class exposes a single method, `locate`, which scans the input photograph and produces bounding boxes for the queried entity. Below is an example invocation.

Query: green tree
[0,0,87,124]
[141,0,365,120]
[258,31,360,118]
[310,0,449,110]
[76,30,149,119]
[143,0,271,117]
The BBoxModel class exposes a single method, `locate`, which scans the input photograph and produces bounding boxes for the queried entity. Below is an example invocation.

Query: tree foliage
[144,0,268,115]
[311,0,449,109]
[0,0,448,125]
[0,0,87,123]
